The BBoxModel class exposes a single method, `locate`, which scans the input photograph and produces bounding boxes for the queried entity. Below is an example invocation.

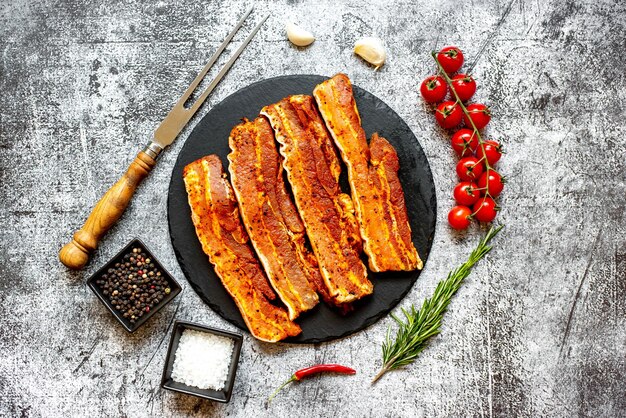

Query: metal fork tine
[176,7,253,107]
[190,14,269,114]
[154,8,266,146]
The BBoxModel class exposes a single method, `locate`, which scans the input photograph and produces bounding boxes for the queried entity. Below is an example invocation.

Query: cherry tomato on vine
[473,197,498,222]
[420,75,447,103]
[437,46,464,74]
[451,128,478,157]
[463,103,491,130]
[477,171,504,197]
[435,101,462,129]
[456,156,484,181]
[451,74,476,102]
[448,205,472,230]
[476,140,502,165]
[453,181,480,206]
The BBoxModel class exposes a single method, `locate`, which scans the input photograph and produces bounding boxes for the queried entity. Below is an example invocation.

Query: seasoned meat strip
[313,74,422,272]
[262,96,373,304]
[184,155,301,342]
[228,117,320,320]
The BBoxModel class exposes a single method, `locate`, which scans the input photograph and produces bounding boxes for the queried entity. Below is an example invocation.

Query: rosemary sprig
[372,225,503,383]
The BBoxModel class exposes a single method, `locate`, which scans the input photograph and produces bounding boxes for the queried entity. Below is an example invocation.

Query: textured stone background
[1,0,625,416]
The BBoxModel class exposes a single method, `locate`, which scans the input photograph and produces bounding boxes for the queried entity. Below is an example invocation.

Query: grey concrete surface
[1,0,625,416]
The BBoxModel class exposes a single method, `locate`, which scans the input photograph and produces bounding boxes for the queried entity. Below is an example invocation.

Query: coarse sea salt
[171,329,234,390]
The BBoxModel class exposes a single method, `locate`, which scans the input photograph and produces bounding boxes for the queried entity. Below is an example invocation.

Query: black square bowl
[87,238,182,332]
[161,320,243,403]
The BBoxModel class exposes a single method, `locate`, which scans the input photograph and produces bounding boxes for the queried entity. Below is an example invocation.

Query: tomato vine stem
[431,51,499,215]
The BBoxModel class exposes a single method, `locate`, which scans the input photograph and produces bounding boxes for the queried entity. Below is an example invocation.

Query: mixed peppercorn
[96,247,171,325]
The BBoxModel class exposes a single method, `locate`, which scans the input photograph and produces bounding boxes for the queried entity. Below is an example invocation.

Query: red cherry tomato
[451,128,478,157]
[451,74,476,102]
[453,182,480,206]
[420,76,447,103]
[456,156,484,181]
[448,205,472,230]
[437,46,464,74]
[473,197,498,222]
[477,170,504,197]
[435,101,462,129]
[476,140,502,165]
[463,103,491,130]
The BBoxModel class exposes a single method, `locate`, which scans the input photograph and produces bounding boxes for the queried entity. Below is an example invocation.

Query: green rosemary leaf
[372,225,503,384]
[390,312,404,326]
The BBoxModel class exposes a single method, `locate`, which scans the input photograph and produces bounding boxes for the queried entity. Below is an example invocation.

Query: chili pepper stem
[268,375,297,403]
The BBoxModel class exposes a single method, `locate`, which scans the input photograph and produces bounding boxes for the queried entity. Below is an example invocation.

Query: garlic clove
[286,22,315,47]
[354,37,386,69]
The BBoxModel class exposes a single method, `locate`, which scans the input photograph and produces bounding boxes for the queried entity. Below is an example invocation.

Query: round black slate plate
[167,74,436,344]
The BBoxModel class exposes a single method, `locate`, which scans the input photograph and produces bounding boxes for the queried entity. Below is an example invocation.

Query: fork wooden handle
[59,151,157,270]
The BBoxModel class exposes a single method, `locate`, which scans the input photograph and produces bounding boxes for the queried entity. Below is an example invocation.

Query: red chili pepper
[268,364,356,402]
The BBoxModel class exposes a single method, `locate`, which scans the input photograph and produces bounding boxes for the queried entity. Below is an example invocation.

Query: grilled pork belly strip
[183,155,301,342]
[262,96,373,304]
[313,74,422,272]
[227,117,320,320]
